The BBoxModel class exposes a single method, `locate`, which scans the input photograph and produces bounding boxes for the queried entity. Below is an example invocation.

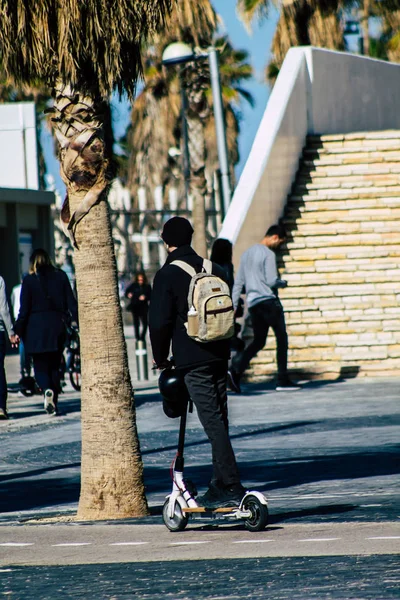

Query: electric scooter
[162,402,269,532]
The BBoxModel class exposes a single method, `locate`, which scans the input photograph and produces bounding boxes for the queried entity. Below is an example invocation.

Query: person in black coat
[125,272,151,341]
[149,217,245,508]
[14,249,78,415]
[210,238,245,355]
[210,238,234,292]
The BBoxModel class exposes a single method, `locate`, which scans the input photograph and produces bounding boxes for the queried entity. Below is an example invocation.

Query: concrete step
[281,258,400,274]
[294,183,400,198]
[285,207,400,222]
[296,174,400,189]
[307,130,400,143]
[286,204,400,216]
[288,198,400,212]
[303,144,400,156]
[286,245,400,261]
[282,221,400,236]
[281,269,400,286]
[286,234,400,250]
[307,138,400,152]
[300,163,400,178]
[284,309,399,325]
[289,187,400,201]
[303,154,400,167]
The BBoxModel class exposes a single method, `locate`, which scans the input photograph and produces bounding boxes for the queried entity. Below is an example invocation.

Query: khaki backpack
[171,258,235,343]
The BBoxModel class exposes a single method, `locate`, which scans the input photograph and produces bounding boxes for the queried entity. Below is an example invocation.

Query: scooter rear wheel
[162,499,188,532]
[243,495,269,532]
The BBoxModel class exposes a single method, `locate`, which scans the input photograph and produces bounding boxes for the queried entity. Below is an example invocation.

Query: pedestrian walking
[0,275,19,419]
[211,238,244,352]
[149,216,245,508]
[125,272,151,341]
[11,276,32,380]
[14,249,78,415]
[210,238,235,292]
[228,224,300,393]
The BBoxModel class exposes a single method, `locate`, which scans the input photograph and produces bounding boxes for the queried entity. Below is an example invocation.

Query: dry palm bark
[269,0,343,75]
[0,0,171,520]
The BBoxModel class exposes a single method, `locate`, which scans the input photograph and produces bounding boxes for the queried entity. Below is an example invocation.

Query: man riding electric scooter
[149,217,246,508]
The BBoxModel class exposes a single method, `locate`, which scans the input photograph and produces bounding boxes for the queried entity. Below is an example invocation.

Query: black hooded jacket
[149,245,230,369]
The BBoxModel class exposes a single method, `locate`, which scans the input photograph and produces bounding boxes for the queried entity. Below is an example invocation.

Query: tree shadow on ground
[142,420,319,456]
[143,445,400,506]
[0,443,398,516]
[7,398,82,420]
[0,475,80,513]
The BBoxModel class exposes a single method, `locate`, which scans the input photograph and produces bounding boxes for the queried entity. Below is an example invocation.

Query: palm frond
[162,0,217,47]
[0,0,173,99]
[236,0,271,31]
[270,0,343,72]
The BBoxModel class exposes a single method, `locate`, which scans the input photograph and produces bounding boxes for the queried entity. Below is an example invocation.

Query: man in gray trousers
[228,225,300,393]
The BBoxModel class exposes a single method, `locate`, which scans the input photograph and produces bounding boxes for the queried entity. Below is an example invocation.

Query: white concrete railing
[220,47,400,265]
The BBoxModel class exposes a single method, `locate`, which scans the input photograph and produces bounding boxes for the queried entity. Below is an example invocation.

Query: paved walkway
[1,335,399,527]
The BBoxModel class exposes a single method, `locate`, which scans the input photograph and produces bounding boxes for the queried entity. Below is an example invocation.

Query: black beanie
[161,217,194,247]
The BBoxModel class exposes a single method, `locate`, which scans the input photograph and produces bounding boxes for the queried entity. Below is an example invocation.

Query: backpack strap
[170,260,197,277]
[202,259,212,274]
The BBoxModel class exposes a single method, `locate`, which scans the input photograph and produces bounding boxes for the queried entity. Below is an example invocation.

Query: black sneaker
[197,483,246,508]
[276,379,301,391]
[227,369,241,394]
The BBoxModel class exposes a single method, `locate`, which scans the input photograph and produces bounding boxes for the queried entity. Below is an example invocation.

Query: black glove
[153,359,173,370]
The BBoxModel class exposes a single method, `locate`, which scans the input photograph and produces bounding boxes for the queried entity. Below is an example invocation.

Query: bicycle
[66,326,81,392]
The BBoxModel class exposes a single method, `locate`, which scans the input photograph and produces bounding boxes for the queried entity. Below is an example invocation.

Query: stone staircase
[248,130,400,380]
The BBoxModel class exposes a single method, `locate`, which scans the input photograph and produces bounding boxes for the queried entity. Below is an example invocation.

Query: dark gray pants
[183,361,241,488]
[32,350,63,407]
[232,298,288,379]
[0,332,7,411]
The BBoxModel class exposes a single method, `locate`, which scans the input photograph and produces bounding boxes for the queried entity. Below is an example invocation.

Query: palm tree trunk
[361,0,371,56]
[187,112,208,257]
[51,85,148,520]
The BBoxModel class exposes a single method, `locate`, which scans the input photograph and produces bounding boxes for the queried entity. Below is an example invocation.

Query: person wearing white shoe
[230,225,300,392]
[44,389,56,415]
[14,249,78,416]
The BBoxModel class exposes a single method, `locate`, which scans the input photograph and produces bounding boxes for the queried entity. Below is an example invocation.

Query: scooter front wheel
[162,499,188,532]
[243,495,269,532]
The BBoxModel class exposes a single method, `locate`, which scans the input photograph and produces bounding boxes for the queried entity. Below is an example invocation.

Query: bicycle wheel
[69,354,81,391]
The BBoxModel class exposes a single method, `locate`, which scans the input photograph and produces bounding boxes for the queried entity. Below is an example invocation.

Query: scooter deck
[182,507,238,513]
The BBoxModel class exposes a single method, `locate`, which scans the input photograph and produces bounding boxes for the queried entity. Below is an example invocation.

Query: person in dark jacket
[210,238,234,292]
[14,249,78,415]
[125,272,151,341]
[149,217,245,508]
[210,238,245,353]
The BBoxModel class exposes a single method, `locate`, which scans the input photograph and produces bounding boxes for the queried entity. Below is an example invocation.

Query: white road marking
[233,540,274,544]
[272,492,392,500]
[0,543,34,547]
[299,538,341,542]
[169,541,210,546]
[367,536,400,540]
[109,542,148,546]
[51,543,92,547]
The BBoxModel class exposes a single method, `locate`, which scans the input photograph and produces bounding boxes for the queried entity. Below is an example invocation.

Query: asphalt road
[1,555,399,600]
[0,522,399,564]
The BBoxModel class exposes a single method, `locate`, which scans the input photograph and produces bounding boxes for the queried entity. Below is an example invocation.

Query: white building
[0,102,55,292]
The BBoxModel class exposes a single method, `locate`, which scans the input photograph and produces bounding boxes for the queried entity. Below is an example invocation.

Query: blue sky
[42,4,279,197]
